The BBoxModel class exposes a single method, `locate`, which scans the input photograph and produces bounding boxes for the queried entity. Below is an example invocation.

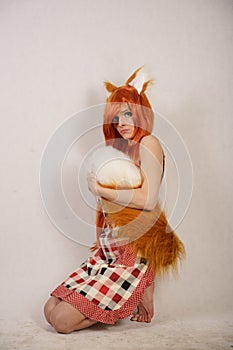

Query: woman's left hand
[87,172,99,196]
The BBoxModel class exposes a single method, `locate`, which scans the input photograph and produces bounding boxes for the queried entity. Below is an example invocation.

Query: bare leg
[130,282,155,323]
[49,301,98,333]
[44,296,62,325]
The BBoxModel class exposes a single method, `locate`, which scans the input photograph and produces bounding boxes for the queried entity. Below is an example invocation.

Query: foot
[130,283,154,323]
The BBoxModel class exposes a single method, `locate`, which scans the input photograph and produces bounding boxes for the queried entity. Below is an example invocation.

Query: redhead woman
[44,68,185,333]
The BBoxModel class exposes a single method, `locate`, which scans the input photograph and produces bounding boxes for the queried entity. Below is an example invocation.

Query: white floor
[0,313,232,350]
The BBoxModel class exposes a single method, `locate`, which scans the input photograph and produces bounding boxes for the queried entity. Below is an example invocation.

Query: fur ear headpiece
[104,81,118,93]
[104,67,152,95]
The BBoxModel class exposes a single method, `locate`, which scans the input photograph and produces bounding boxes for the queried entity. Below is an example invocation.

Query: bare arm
[87,135,164,211]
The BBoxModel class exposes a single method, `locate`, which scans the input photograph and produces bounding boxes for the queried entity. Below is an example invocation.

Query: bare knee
[44,296,61,325]
[50,312,72,334]
[48,300,89,333]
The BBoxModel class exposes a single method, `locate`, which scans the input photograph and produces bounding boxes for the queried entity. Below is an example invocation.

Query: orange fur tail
[96,200,185,276]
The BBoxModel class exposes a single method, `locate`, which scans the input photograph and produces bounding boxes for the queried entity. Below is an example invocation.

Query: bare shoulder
[140,135,164,167]
[140,135,163,154]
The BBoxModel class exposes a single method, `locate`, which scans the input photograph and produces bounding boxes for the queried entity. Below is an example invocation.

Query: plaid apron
[59,226,148,311]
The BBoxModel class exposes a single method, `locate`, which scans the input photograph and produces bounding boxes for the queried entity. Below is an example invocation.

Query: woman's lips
[120,129,131,134]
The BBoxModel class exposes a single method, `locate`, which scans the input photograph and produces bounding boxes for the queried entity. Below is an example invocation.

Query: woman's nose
[118,115,126,126]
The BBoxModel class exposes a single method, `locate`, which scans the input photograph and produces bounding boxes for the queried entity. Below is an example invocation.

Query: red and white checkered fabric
[51,227,154,324]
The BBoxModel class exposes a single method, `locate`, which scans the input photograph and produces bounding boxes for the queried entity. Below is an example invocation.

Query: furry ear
[126,66,152,94]
[125,66,143,85]
[141,80,153,94]
[104,81,118,93]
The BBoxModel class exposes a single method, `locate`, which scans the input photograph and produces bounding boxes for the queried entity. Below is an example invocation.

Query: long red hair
[102,68,154,165]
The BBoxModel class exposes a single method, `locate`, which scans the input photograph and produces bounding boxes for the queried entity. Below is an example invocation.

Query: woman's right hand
[89,241,99,252]
[89,216,116,252]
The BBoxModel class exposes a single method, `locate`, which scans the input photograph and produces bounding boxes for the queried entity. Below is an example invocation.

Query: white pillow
[88,146,142,189]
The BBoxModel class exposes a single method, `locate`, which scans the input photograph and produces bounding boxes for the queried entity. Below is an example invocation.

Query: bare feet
[130,283,154,323]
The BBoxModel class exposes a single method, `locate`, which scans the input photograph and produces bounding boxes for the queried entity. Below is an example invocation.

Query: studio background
[0,0,232,328]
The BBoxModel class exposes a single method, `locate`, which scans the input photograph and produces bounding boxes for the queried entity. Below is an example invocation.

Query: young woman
[44,68,185,333]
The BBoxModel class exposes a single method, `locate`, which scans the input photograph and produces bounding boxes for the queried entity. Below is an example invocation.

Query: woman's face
[112,103,135,140]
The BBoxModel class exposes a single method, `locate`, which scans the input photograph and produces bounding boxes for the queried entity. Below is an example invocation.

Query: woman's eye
[112,116,119,124]
[125,111,132,117]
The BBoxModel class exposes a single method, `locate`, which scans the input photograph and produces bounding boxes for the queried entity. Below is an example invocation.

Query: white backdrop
[0,0,232,324]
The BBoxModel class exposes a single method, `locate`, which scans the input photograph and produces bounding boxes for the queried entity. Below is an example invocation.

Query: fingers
[87,172,98,194]
[87,172,96,180]
[89,242,98,252]
[89,246,96,252]
[105,217,115,228]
